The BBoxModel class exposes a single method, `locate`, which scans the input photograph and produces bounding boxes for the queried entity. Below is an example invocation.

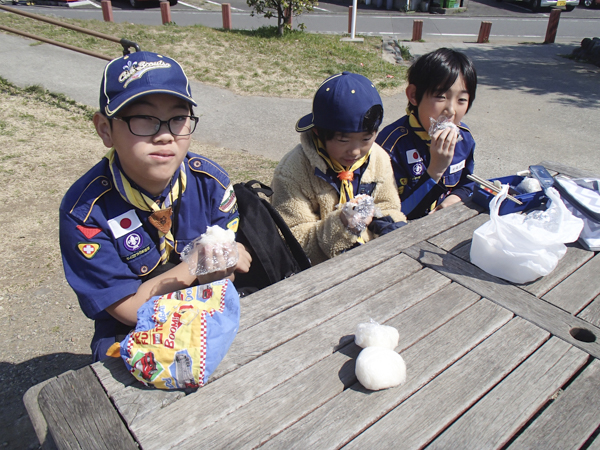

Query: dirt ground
[0,82,276,449]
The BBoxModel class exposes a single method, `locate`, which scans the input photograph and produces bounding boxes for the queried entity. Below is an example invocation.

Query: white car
[498,0,578,11]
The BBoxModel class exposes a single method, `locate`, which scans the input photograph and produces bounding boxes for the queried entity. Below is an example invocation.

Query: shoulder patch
[188,156,231,189]
[69,176,112,223]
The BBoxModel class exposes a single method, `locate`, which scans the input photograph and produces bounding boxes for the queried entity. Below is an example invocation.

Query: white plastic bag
[470,185,583,284]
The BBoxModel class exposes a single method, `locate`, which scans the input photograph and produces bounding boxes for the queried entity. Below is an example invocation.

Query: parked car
[497,0,578,11]
[581,0,599,8]
[128,0,177,8]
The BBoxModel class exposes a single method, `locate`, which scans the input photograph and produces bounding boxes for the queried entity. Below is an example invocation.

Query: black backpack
[232,180,311,296]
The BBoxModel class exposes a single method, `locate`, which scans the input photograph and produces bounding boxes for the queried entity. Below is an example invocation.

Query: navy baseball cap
[100,51,197,118]
[296,72,383,133]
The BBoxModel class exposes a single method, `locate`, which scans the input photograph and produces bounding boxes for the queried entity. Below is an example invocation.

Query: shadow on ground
[0,353,92,450]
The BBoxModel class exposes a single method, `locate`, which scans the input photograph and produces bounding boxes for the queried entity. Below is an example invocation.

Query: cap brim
[104,89,198,118]
[295,113,314,133]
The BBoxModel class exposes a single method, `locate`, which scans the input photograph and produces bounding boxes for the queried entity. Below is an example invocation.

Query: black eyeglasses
[114,115,199,137]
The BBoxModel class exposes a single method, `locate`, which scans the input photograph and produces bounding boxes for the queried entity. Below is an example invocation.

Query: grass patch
[0,16,408,98]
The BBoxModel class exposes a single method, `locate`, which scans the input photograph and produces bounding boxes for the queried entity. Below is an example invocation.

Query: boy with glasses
[60,51,251,362]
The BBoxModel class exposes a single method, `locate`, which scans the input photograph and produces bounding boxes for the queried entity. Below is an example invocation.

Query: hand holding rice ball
[181,225,239,276]
[354,321,406,391]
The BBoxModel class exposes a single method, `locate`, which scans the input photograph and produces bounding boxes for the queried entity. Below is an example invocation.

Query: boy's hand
[234,242,252,273]
[431,194,462,213]
[427,127,459,183]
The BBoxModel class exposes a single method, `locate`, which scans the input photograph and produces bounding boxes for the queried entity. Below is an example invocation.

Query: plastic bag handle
[488,185,514,249]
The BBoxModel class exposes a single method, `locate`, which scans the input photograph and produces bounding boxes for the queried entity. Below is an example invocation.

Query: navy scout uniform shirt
[59,152,239,361]
[376,115,475,220]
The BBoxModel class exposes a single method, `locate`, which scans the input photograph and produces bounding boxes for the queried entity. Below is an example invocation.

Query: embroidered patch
[108,210,142,239]
[120,60,171,88]
[399,178,408,186]
[76,225,102,239]
[124,232,144,252]
[398,186,405,195]
[406,150,423,164]
[126,245,151,261]
[412,163,424,176]
[227,217,239,233]
[78,242,100,259]
[450,159,466,174]
[219,185,237,213]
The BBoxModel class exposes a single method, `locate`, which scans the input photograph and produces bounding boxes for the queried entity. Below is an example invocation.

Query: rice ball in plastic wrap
[355,347,407,391]
[354,320,399,350]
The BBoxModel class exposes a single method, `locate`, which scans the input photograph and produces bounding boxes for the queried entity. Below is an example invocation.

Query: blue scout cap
[100,51,197,118]
[296,72,383,133]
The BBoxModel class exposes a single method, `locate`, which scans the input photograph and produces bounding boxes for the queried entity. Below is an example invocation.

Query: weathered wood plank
[260,300,513,450]
[440,234,594,298]
[522,243,594,298]
[174,283,481,449]
[539,160,600,179]
[23,376,61,450]
[428,213,489,253]
[578,294,600,327]
[212,254,422,381]
[37,366,137,450]
[428,338,588,449]
[133,268,452,449]
[344,318,548,450]
[508,359,600,450]
[403,241,600,359]
[542,254,600,314]
[86,202,478,425]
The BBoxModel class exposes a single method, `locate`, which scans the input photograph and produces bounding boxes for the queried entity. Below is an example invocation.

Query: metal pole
[350,0,357,39]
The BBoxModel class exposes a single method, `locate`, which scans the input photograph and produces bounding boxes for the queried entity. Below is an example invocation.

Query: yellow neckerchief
[407,108,438,211]
[408,108,431,147]
[312,133,371,205]
[106,148,187,263]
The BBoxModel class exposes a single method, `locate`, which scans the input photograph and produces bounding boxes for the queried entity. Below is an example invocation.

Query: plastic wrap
[338,194,381,235]
[428,115,463,142]
[181,225,239,276]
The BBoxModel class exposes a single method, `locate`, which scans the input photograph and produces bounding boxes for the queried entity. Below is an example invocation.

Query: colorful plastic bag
[117,279,239,389]
[470,185,583,284]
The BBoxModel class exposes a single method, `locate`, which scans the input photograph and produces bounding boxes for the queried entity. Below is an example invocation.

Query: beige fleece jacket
[271,131,406,266]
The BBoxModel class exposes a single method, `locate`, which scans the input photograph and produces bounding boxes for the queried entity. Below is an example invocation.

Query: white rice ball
[199,225,235,246]
[355,347,407,391]
[516,177,542,193]
[354,322,399,350]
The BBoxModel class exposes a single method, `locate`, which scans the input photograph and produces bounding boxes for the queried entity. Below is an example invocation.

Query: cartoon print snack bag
[108,279,239,389]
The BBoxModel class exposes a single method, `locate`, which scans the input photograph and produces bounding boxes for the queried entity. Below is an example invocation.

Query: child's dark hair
[315,104,383,141]
[407,48,477,114]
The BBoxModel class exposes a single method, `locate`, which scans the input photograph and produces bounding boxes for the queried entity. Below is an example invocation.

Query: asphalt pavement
[0,23,599,178]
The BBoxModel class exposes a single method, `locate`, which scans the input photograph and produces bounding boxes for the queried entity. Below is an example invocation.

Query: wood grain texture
[23,376,59,450]
[428,213,489,253]
[521,244,594,298]
[344,318,548,450]
[212,254,422,381]
[260,300,513,450]
[236,201,479,333]
[428,338,588,449]
[37,366,137,450]
[542,254,600,314]
[508,359,600,450]
[539,160,600,179]
[403,241,600,359]
[578,294,600,327]
[133,269,452,449]
[174,283,481,449]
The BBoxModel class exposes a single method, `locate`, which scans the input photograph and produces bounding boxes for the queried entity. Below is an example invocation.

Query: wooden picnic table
[25,161,600,449]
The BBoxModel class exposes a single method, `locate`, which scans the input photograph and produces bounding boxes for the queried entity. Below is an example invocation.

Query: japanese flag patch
[108,210,142,239]
[406,150,423,164]
[78,242,100,259]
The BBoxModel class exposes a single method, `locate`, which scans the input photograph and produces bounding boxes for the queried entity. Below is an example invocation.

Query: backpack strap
[244,180,311,271]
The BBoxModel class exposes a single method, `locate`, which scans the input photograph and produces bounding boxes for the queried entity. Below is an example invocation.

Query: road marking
[179,1,204,9]
[202,0,243,9]
[313,6,329,11]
